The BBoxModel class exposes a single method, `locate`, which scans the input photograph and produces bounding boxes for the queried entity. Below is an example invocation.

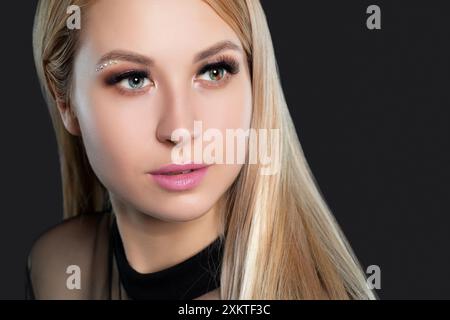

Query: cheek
[197,77,253,167]
[198,78,252,132]
[74,87,157,187]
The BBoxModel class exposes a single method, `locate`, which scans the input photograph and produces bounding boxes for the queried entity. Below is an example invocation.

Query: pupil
[129,77,142,88]
[210,69,223,80]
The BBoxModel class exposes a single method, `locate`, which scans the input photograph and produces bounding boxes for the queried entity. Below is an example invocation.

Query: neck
[109,195,221,274]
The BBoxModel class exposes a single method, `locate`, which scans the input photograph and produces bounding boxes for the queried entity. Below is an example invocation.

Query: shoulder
[27,211,113,299]
[28,212,112,265]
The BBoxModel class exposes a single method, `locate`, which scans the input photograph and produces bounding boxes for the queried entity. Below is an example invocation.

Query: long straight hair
[33,0,376,299]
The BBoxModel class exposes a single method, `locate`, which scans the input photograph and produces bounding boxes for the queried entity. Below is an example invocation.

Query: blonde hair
[33,0,377,300]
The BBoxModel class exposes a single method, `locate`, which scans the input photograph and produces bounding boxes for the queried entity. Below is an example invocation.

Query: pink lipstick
[148,163,211,191]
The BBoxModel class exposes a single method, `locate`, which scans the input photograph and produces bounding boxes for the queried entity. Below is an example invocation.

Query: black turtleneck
[111,217,223,300]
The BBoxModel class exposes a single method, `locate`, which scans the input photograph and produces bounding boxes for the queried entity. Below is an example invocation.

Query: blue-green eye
[118,74,151,90]
[198,68,226,82]
[106,70,152,91]
[119,75,150,90]
[196,57,240,83]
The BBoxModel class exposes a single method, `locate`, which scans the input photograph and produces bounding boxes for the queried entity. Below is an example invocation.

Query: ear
[56,98,81,136]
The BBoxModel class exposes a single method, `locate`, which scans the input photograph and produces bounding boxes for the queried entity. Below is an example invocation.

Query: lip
[148,163,211,191]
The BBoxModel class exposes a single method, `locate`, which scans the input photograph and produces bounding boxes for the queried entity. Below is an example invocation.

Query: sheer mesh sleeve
[25,212,115,299]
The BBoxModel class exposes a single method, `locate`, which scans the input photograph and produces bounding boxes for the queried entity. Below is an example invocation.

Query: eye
[106,70,153,93]
[196,57,240,84]
[117,72,151,90]
[198,66,227,82]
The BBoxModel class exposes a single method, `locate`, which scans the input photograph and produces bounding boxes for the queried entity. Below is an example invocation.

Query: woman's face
[69,0,252,221]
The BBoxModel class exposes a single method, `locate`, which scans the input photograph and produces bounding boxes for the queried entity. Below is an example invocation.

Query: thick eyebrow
[96,51,154,69]
[193,40,242,63]
[96,40,242,70]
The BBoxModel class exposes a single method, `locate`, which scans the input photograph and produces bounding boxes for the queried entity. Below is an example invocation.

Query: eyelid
[196,54,240,76]
[105,69,150,85]
[194,55,240,89]
[104,69,154,96]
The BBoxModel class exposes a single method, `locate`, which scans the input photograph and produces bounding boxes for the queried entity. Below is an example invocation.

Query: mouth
[148,163,212,191]
[149,163,211,176]
[161,169,196,176]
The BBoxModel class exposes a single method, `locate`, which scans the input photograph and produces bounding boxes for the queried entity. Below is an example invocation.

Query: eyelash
[104,55,240,95]
[196,55,240,84]
[105,70,151,96]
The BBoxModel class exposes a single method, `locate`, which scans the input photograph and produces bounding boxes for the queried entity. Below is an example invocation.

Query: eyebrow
[96,51,153,69]
[95,40,242,70]
[193,40,242,63]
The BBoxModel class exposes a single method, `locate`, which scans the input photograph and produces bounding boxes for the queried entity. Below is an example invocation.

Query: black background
[0,1,448,299]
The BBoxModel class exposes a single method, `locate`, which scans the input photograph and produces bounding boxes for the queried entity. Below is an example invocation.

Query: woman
[27,0,377,300]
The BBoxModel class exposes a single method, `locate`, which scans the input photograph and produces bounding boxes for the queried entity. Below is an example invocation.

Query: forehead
[81,0,242,60]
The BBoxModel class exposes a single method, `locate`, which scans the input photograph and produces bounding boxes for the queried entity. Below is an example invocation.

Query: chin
[141,193,220,223]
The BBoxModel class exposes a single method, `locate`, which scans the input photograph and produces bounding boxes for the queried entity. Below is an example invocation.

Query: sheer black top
[25,211,224,300]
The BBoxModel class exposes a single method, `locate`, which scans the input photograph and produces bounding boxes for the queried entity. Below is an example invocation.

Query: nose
[155,82,199,147]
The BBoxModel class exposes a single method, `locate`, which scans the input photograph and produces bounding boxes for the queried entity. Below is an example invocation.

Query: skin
[57,0,252,299]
